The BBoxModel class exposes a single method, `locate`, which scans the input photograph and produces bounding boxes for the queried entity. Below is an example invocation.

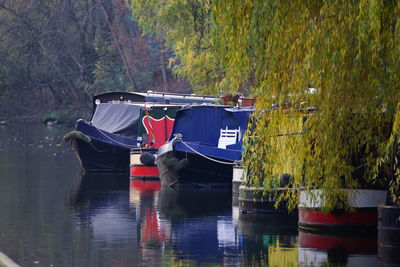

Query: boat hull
[130,148,159,180]
[67,119,140,173]
[130,165,159,180]
[238,185,297,215]
[73,138,130,172]
[298,189,387,232]
[299,208,379,232]
[156,150,234,187]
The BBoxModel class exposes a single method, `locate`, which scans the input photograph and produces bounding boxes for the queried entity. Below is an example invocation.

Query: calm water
[0,124,379,266]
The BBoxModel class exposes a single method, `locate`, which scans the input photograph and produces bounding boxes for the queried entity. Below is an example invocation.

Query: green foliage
[211,0,400,211]
[131,0,400,209]
[88,37,131,94]
[0,0,187,119]
[42,112,60,122]
[129,0,230,95]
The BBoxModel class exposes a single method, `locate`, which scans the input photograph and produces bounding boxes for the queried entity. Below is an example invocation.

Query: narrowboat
[64,91,217,173]
[130,147,160,181]
[156,105,254,187]
[298,189,387,232]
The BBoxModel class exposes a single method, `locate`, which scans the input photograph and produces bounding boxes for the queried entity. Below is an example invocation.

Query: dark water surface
[0,124,378,266]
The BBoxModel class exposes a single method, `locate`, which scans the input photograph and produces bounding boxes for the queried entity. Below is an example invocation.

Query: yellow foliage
[132,0,400,210]
[216,0,400,211]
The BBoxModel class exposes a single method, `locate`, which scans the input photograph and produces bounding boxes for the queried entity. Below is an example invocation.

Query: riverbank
[0,251,19,267]
[0,105,91,126]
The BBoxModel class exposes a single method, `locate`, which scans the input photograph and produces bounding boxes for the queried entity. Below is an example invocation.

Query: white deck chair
[218,126,241,149]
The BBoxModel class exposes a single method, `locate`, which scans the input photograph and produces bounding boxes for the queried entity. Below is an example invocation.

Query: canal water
[0,124,379,266]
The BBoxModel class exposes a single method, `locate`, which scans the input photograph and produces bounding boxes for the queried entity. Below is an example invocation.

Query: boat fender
[162,154,189,172]
[140,152,155,166]
[175,158,189,172]
[63,131,91,143]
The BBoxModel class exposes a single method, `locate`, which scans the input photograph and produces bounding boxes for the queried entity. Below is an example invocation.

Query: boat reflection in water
[129,180,170,265]
[232,206,298,266]
[157,185,236,264]
[69,172,130,205]
[156,185,299,265]
[298,230,377,266]
[70,173,334,266]
[69,173,135,242]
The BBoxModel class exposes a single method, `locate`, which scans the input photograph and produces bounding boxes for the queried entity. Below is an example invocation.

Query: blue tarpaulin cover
[169,105,254,160]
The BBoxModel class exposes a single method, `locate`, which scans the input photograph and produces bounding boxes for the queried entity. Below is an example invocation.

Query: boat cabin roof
[93,91,217,105]
[91,91,218,118]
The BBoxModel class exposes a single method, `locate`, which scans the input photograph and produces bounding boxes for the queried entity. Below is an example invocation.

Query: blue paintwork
[76,119,139,149]
[169,105,254,161]
[174,142,242,161]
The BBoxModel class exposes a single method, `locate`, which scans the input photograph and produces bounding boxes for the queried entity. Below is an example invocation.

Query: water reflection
[298,231,377,266]
[158,186,234,264]
[69,173,134,241]
[233,206,298,266]
[0,123,380,266]
[129,182,299,266]
[68,176,380,266]
[69,172,129,206]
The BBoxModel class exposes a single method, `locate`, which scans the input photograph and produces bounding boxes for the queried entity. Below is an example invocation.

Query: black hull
[157,150,233,187]
[73,138,130,172]
[238,185,297,215]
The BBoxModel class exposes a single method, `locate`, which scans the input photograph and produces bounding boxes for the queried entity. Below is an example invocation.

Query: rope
[144,103,155,144]
[173,135,236,165]
[89,141,105,153]
[94,126,138,148]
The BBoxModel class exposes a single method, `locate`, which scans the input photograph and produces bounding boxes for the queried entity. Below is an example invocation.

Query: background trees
[129,0,241,95]
[0,0,188,122]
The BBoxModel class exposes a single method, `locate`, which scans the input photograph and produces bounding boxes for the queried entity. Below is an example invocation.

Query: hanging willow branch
[215,0,400,211]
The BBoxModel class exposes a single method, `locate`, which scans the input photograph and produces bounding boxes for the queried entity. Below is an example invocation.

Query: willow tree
[129,0,234,95]
[213,0,400,211]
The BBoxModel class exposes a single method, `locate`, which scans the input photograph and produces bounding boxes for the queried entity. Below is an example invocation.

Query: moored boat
[298,189,387,232]
[130,147,159,181]
[156,105,254,187]
[238,184,297,216]
[64,91,217,173]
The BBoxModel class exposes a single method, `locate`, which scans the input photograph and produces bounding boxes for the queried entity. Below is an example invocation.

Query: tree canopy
[129,0,248,95]
[226,0,400,210]
[0,0,187,121]
[131,0,400,209]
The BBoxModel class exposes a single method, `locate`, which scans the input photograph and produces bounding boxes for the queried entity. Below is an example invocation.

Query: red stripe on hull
[130,165,159,177]
[130,180,161,191]
[299,231,377,253]
[299,208,378,225]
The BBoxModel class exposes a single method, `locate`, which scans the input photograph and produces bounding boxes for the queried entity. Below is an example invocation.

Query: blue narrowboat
[156,105,253,187]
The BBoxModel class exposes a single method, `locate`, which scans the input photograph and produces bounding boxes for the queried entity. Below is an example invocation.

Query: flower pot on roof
[221,93,240,106]
[239,96,256,107]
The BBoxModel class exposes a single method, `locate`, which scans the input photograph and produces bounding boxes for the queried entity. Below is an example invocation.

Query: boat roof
[91,91,218,117]
[93,91,217,105]
[169,105,254,145]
